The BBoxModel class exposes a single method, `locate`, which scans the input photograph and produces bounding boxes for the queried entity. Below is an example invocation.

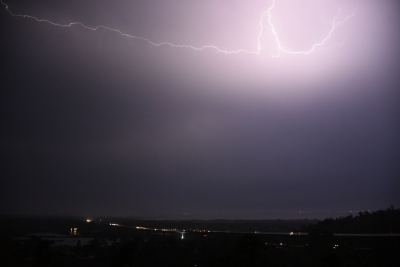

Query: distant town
[0,207,399,266]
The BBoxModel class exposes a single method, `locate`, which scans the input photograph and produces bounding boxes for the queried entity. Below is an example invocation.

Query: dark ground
[0,209,399,266]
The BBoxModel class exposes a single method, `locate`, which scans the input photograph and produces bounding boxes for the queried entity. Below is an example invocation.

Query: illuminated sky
[1,0,399,218]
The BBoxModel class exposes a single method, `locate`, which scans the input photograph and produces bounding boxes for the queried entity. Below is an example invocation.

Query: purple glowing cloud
[0,0,357,57]
[1,0,398,217]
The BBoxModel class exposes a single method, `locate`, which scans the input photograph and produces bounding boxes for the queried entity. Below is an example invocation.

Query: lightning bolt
[265,1,355,57]
[0,0,355,57]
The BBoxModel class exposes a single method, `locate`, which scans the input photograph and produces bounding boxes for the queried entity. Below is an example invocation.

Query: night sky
[1,0,399,219]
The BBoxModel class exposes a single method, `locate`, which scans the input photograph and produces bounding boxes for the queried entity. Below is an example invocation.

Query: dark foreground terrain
[0,207,399,266]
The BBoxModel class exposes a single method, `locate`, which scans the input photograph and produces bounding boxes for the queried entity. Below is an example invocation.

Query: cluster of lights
[136,226,178,232]
[193,229,208,233]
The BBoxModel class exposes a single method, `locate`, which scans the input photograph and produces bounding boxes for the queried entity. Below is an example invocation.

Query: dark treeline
[307,206,400,234]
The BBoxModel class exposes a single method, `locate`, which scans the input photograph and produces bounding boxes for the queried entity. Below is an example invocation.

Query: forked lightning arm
[264,1,355,57]
[0,0,355,57]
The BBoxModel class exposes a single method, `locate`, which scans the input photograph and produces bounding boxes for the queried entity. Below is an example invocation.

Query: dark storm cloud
[1,0,399,218]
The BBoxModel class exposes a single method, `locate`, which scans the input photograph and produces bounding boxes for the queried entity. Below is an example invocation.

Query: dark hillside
[308,206,400,234]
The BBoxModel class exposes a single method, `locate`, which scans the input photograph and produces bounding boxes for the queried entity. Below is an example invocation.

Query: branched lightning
[266,2,355,57]
[0,0,355,57]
